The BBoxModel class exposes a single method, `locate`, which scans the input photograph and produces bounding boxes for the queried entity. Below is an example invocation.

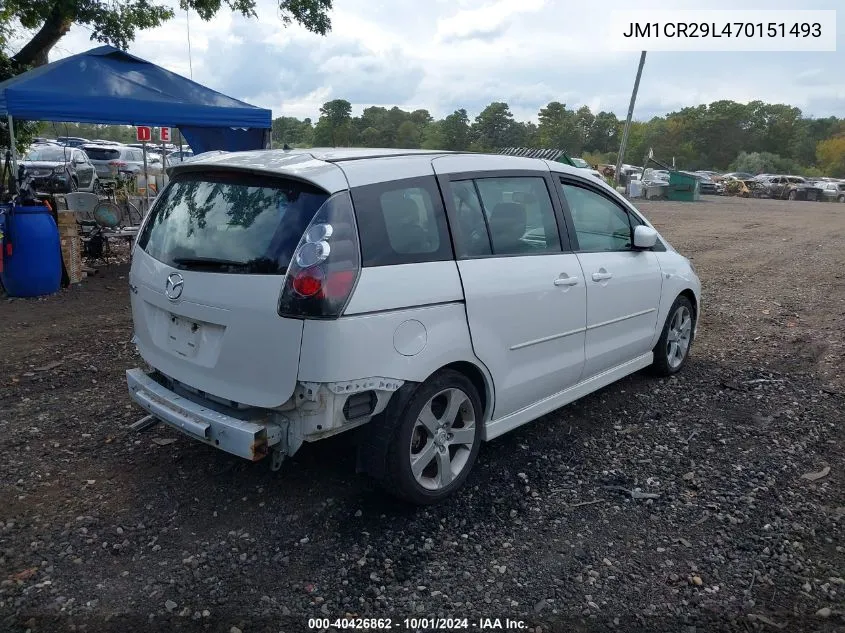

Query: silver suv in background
[127,148,700,504]
[82,144,163,180]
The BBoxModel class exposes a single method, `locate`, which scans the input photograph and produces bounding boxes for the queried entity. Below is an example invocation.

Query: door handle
[554,276,579,287]
[592,271,613,282]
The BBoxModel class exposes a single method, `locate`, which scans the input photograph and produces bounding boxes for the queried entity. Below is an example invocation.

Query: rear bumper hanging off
[126,368,283,461]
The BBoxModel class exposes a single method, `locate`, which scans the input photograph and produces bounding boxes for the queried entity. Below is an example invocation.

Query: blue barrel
[0,205,62,297]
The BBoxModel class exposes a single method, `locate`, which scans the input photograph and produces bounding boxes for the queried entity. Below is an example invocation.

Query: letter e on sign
[159,127,171,143]
[136,126,152,142]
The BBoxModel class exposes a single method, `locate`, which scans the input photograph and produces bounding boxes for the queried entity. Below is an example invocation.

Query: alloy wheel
[666,305,693,369]
[409,387,476,491]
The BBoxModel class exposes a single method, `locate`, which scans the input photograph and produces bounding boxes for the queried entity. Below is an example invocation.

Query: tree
[587,111,619,153]
[439,109,470,151]
[420,121,444,150]
[817,131,845,178]
[395,120,421,148]
[272,116,313,147]
[472,102,521,151]
[537,102,578,151]
[573,106,595,154]
[5,0,333,69]
[314,99,352,147]
[730,151,794,175]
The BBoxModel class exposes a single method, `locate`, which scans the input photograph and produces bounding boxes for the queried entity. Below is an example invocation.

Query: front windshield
[24,147,70,162]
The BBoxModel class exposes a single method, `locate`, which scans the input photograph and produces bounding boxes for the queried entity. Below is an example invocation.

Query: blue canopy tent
[0,45,271,174]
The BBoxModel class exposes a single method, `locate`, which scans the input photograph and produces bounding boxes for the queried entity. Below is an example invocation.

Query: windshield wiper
[172,256,251,270]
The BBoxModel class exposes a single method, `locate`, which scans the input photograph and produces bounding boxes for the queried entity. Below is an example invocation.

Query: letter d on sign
[136,126,152,142]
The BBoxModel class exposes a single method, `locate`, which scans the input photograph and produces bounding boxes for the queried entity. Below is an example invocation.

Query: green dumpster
[667,171,700,202]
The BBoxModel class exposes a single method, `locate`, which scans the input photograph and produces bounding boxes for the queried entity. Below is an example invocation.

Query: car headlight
[53,166,66,175]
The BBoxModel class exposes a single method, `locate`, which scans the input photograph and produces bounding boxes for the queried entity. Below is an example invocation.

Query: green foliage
[816,131,845,178]
[3,0,332,68]
[11,96,844,180]
[272,98,845,178]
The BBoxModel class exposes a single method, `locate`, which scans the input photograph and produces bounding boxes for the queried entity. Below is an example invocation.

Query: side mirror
[633,225,658,249]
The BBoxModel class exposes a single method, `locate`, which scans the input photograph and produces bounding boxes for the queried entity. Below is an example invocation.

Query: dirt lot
[1,196,843,633]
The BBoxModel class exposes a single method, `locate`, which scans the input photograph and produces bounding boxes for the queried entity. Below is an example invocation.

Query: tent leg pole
[7,114,18,192]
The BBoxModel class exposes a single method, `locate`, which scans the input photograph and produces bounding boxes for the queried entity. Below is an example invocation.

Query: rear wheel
[370,370,482,505]
[787,190,797,200]
[839,195,845,203]
[651,295,695,377]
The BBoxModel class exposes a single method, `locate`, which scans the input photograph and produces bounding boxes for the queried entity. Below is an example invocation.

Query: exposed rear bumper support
[126,368,284,461]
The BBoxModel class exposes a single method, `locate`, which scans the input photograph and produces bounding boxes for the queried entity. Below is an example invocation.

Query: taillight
[278,191,361,319]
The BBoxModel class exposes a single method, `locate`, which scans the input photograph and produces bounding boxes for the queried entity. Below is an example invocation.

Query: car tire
[70,176,78,192]
[91,177,99,193]
[366,369,483,505]
[839,195,845,203]
[650,295,695,377]
[787,190,797,200]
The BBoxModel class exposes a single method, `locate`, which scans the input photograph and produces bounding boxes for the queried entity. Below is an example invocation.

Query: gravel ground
[0,196,843,633]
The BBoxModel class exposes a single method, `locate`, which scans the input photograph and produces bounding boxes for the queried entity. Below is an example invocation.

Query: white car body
[126,148,701,503]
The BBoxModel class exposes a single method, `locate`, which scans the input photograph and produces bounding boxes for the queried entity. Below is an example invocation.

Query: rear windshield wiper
[172,256,251,270]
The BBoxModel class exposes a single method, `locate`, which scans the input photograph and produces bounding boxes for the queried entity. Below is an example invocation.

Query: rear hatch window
[136,172,330,275]
[84,148,121,161]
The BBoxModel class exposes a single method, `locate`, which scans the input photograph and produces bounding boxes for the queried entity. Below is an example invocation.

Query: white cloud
[37,0,845,122]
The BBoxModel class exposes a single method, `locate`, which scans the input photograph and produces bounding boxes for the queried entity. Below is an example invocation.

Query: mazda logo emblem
[165,272,184,301]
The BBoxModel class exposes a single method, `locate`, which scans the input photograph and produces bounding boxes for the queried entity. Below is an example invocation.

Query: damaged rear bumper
[126,368,283,461]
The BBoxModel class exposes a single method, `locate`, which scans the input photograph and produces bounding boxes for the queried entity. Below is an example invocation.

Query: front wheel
[651,296,695,376]
[838,195,845,203]
[373,370,482,505]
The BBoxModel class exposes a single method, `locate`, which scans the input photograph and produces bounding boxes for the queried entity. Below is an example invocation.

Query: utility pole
[614,51,647,188]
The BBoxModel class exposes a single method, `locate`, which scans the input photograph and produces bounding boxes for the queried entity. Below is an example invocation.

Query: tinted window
[560,183,633,252]
[137,172,329,275]
[450,180,492,257]
[474,177,561,255]
[83,147,121,161]
[351,176,452,267]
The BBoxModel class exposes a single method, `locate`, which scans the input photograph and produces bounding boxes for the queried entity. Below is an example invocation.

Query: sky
[34,0,845,123]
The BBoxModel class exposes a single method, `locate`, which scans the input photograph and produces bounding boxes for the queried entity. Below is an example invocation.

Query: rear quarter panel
[299,262,491,403]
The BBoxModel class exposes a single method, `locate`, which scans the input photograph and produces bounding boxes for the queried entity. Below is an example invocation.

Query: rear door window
[137,172,329,275]
[474,177,561,255]
[350,176,453,267]
[450,180,492,257]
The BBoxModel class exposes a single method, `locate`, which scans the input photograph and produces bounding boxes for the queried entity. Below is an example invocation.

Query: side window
[350,176,453,267]
[474,177,561,256]
[450,180,492,257]
[560,182,633,252]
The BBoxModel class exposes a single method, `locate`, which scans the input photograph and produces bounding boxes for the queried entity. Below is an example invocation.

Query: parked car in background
[21,145,98,192]
[815,180,845,202]
[722,172,755,181]
[164,150,195,168]
[90,139,124,146]
[82,144,163,180]
[568,156,607,183]
[55,136,90,148]
[126,148,700,504]
[762,175,823,201]
[692,171,721,195]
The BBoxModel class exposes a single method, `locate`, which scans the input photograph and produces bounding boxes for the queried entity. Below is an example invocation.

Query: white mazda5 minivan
[127,148,700,504]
